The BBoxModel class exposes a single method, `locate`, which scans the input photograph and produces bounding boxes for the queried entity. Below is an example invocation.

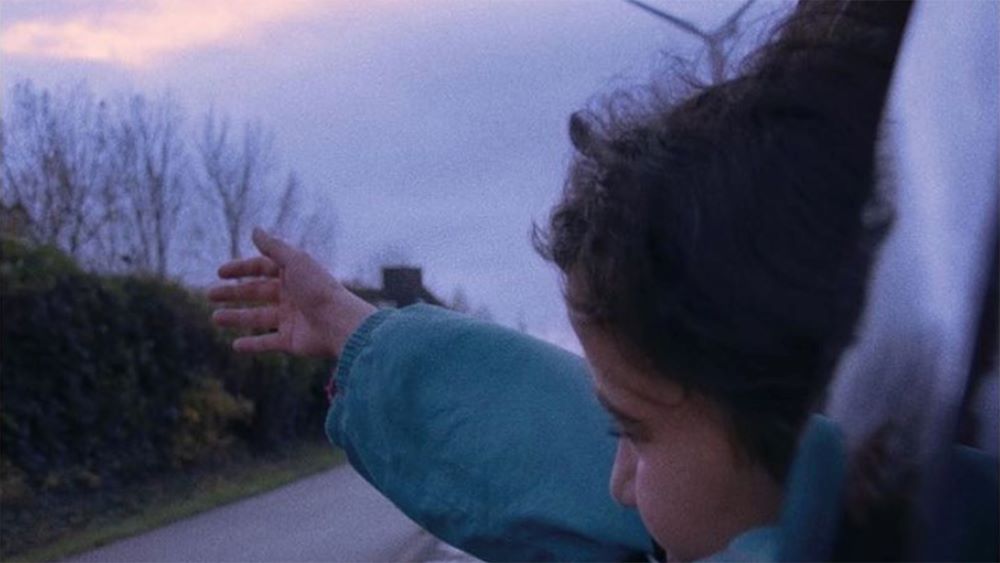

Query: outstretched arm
[210,231,650,561]
[327,305,650,561]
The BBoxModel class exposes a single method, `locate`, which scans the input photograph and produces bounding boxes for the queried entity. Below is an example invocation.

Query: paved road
[68,465,473,562]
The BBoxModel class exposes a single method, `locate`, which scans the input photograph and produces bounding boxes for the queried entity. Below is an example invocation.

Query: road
[68,465,475,562]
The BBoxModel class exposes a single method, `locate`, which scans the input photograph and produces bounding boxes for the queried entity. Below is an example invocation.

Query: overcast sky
[1,0,791,351]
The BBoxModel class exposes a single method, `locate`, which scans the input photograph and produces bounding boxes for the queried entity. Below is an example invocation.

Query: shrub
[0,235,333,506]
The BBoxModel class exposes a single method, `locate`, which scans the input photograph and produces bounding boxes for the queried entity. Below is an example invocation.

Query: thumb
[252,227,297,266]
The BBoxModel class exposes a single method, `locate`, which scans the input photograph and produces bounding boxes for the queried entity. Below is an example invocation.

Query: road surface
[68,465,475,562]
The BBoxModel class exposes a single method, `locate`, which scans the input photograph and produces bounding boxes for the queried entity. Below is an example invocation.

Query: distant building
[347,266,444,309]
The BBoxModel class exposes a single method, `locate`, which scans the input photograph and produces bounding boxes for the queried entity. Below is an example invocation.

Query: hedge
[0,236,333,526]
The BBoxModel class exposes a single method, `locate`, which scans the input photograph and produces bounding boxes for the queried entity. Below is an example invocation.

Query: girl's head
[534,2,908,558]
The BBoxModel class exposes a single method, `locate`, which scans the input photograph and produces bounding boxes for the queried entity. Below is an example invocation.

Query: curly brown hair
[534,1,911,482]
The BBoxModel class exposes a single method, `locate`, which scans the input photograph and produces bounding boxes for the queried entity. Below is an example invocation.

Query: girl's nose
[610,438,638,506]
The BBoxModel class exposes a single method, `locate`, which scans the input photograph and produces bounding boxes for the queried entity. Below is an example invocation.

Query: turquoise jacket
[325,305,996,561]
[325,305,846,561]
[325,305,650,561]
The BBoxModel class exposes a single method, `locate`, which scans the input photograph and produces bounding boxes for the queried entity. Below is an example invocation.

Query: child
[210,2,917,560]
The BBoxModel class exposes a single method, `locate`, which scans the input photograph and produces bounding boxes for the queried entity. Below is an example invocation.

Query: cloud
[0,0,323,67]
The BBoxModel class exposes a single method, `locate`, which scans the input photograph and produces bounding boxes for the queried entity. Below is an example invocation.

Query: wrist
[327,287,377,358]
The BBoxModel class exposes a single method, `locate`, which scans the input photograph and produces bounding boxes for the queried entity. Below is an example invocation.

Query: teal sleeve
[325,304,650,561]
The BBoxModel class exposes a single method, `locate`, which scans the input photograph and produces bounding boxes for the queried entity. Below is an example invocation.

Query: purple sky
[1,0,791,351]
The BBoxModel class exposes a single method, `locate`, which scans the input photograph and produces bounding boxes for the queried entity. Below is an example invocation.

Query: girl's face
[570,316,782,561]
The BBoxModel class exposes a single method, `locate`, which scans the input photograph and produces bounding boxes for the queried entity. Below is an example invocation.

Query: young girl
[210,2,917,560]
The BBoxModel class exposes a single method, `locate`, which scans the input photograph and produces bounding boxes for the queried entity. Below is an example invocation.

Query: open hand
[209,228,376,358]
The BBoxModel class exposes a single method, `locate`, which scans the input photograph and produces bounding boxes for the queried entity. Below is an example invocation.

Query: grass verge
[10,442,345,563]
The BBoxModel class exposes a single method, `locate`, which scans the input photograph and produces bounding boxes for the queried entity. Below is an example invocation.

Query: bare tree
[448,286,494,321]
[273,171,337,264]
[111,93,187,277]
[1,118,9,199]
[2,81,337,279]
[450,287,472,313]
[626,0,757,83]
[272,171,301,238]
[290,202,337,265]
[1,82,115,259]
[194,110,337,268]
[195,110,277,260]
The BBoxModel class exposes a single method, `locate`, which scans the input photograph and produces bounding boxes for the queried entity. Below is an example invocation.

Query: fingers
[216,229,300,279]
[252,228,299,267]
[212,307,281,331]
[208,279,280,303]
[232,333,286,354]
[218,256,280,279]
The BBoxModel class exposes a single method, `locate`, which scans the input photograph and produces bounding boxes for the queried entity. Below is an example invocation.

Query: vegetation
[0,237,339,558]
[1,80,336,277]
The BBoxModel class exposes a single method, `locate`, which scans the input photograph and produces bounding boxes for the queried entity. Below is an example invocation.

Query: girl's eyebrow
[595,390,643,425]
